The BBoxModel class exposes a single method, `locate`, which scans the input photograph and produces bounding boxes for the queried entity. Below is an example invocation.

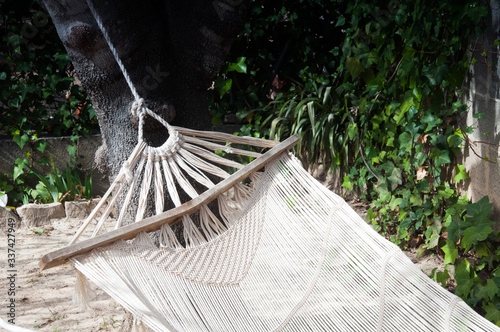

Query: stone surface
[0,207,21,231]
[462,0,500,230]
[16,202,66,227]
[0,134,109,196]
[64,198,102,219]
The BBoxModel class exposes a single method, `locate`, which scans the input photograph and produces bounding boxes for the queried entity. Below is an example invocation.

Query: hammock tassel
[199,204,227,239]
[249,171,263,187]
[73,268,92,311]
[159,224,182,249]
[132,316,147,332]
[182,215,206,247]
[132,232,156,249]
[217,193,237,226]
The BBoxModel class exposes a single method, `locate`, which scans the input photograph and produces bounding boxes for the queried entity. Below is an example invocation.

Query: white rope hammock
[38,2,500,331]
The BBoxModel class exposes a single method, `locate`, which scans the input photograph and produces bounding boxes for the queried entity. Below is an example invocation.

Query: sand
[1,217,132,332]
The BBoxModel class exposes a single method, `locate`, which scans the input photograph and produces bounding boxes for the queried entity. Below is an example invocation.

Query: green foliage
[210,0,499,325]
[29,164,93,203]
[0,0,98,206]
[210,0,346,128]
[431,198,500,326]
[31,228,49,236]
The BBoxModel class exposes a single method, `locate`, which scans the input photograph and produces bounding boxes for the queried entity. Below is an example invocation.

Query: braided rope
[86,0,172,141]
[85,0,140,101]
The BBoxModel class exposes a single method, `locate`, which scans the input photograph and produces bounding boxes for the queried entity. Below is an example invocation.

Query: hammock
[39,2,500,331]
[39,130,500,332]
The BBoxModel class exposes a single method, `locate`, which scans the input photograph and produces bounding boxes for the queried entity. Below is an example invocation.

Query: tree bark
[42,0,249,180]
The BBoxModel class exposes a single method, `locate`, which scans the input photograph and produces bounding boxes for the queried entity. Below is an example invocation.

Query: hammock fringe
[72,268,92,312]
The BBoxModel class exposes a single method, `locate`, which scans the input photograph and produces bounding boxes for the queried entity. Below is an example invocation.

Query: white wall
[463,0,500,228]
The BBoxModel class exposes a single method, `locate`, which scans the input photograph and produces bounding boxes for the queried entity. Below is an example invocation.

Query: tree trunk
[42,0,249,180]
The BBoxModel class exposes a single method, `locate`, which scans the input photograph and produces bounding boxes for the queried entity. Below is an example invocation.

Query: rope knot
[131,98,146,117]
[121,160,134,183]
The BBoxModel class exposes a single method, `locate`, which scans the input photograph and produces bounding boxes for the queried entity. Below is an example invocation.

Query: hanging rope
[85,0,140,101]
[85,0,171,141]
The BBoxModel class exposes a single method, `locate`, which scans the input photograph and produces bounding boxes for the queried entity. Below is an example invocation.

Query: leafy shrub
[211,0,499,325]
[431,197,500,325]
[30,164,93,203]
[0,0,98,205]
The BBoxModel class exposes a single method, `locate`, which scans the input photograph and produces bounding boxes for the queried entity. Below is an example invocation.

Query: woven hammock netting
[65,127,499,332]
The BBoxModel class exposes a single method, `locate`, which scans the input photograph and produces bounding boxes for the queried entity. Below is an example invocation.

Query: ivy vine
[211,0,499,325]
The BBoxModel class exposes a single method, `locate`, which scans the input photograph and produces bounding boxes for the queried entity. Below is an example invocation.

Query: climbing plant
[211,0,499,325]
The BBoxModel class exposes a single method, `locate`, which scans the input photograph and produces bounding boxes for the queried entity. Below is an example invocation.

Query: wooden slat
[172,127,280,148]
[39,134,300,271]
[181,143,245,169]
[181,135,263,158]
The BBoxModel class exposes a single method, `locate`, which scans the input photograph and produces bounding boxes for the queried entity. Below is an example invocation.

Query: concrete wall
[0,134,109,195]
[462,0,500,228]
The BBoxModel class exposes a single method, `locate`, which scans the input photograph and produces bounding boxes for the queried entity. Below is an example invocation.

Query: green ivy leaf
[366,208,377,221]
[405,122,420,137]
[433,268,451,288]
[67,145,78,163]
[431,149,451,166]
[441,240,458,264]
[379,161,394,174]
[421,112,442,131]
[447,134,462,149]
[378,190,391,203]
[437,187,454,199]
[13,166,24,181]
[434,62,450,85]
[389,196,403,211]
[477,279,499,301]
[13,133,30,149]
[400,46,416,73]
[347,123,358,140]
[461,226,493,251]
[455,260,476,298]
[394,97,415,124]
[53,52,71,70]
[35,140,48,153]
[341,176,352,191]
[453,164,469,183]
[466,196,493,220]
[346,57,364,80]
[227,57,247,74]
[484,302,500,326]
[387,167,402,185]
[214,77,232,98]
[13,158,29,181]
[446,217,465,242]
[427,230,440,249]
[31,228,48,236]
[467,5,488,24]
[398,132,412,153]
[475,242,489,258]
[335,15,345,27]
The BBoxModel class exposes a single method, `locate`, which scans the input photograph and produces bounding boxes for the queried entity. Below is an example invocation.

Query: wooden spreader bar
[39,134,300,271]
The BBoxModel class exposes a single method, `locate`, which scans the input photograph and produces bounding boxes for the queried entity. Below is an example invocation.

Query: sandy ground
[1,207,445,332]
[1,217,132,332]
